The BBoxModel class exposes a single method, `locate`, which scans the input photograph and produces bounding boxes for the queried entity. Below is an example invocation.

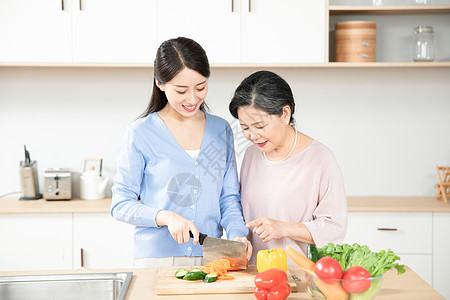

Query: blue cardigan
[111,112,248,258]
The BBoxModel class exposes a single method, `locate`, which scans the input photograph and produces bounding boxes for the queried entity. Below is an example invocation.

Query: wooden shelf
[330,5,450,15]
[1,62,450,68]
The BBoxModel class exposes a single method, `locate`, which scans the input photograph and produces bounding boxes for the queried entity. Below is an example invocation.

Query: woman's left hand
[246,217,286,243]
[234,236,253,261]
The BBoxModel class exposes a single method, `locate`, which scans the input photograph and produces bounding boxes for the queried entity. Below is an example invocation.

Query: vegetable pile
[286,243,406,300]
[174,258,238,283]
[316,243,405,277]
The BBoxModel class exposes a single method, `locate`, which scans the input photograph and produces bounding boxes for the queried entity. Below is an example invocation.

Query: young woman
[229,70,347,265]
[111,37,251,268]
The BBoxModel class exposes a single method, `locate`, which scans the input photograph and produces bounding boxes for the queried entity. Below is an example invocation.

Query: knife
[190,231,248,270]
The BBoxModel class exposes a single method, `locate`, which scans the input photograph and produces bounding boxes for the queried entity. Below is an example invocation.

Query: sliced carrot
[217,274,235,280]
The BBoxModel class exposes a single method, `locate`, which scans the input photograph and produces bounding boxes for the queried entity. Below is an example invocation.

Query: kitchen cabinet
[110,0,326,64]
[156,0,241,63]
[239,0,326,63]
[328,3,450,64]
[0,214,73,271]
[0,0,157,63]
[0,0,72,62]
[432,212,450,299]
[240,0,326,63]
[73,213,134,269]
[344,212,433,286]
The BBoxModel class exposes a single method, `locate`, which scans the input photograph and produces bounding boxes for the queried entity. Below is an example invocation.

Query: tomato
[314,257,343,282]
[342,266,371,294]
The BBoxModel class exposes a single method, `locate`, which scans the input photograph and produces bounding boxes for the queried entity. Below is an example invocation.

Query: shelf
[1,62,450,68]
[330,5,450,15]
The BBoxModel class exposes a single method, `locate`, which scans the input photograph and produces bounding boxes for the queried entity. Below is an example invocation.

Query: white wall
[1,67,449,198]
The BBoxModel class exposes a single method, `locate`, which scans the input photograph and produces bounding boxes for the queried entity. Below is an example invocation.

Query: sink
[0,272,133,300]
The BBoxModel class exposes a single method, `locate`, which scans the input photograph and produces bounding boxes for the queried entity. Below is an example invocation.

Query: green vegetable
[204,273,218,283]
[307,244,322,263]
[317,243,406,277]
[174,268,188,279]
[183,271,206,281]
[189,268,207,277]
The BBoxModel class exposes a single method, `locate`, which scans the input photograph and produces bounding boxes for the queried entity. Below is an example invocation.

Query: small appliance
[44,169,72,200]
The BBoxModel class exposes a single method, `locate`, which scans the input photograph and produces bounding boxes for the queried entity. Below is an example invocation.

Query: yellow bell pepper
[257,248,288,273]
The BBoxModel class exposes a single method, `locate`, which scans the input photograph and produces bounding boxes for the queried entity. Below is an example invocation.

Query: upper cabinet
[0,0,157,63]
[156,0,241,63]
[72,0,157,63]
[240,0,326,63]
[0,0,72,62]
[0,0,325,64]
[157,0,326,64]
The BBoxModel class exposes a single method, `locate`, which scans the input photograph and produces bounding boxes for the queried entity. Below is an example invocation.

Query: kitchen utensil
[19,145,42,200]
[305,272,383,300]
[335,21,376,62]
[44,169,72,200]
[156,265,298,295]
[190,231,248,270]
[80,168,108,200]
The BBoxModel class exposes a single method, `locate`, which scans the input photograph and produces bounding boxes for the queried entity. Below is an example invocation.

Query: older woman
[229,70,347,265]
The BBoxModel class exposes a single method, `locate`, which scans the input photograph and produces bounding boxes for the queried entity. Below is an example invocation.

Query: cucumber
[174,268,188,279]
[183,271,206,281]
[188,268,207,278]
[204,274,218,283]
[307,244,322,263]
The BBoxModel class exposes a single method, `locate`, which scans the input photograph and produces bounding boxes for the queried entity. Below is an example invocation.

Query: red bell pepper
[253,268,291,300]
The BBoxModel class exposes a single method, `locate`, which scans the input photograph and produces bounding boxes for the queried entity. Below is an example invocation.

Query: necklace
[263,128,298,163]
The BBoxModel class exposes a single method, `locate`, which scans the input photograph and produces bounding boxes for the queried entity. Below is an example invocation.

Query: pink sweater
[240,139,348,265]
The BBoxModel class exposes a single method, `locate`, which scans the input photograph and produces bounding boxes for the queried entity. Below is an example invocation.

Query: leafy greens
[317,243,406,277]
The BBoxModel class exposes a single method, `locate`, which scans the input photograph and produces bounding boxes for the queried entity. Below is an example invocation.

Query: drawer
[344,212,432,254]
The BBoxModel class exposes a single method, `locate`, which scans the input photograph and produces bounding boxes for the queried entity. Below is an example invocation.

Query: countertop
[0,266,443,299]
[1,196,449,214]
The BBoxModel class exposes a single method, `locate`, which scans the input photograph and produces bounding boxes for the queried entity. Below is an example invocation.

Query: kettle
[80,168,108,200]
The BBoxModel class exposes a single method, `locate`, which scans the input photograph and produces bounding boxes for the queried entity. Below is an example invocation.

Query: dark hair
[140,37,210,118]
[229,70,295,125]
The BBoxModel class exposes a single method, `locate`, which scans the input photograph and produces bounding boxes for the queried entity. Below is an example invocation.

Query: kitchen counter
[1,196,449,214]
[0,266,443,299]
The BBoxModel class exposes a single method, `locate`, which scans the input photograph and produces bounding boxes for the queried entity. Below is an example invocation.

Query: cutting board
[156,265,298,295]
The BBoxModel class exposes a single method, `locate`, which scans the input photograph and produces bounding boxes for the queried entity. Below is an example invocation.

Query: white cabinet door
[156,0,241,64]
[433,212,450,300]
[73,213,134,269]
[345,212,432,254]
[0,214,73,271]
[345,212,433,286]
[72,0,157,63]
[240,0,327,63]
[0,0,71,62]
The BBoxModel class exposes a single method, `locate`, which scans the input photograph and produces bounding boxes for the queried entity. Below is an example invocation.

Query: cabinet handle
[231,0,234,12]
[79,0,83,11]
[80,248,84,267]
[61,0,65,11]
[248,0,251,12]
[377,228,398,231]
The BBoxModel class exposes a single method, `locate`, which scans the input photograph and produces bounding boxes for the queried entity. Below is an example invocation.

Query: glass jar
[413,26,434,62]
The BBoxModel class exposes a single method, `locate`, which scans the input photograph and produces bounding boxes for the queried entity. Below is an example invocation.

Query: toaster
[44,169,72,200]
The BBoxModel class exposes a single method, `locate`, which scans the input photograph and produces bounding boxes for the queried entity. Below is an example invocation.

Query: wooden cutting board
[156,265,298,295]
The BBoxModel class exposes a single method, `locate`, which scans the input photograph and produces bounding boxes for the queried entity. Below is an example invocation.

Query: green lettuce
[317,243,406,277]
